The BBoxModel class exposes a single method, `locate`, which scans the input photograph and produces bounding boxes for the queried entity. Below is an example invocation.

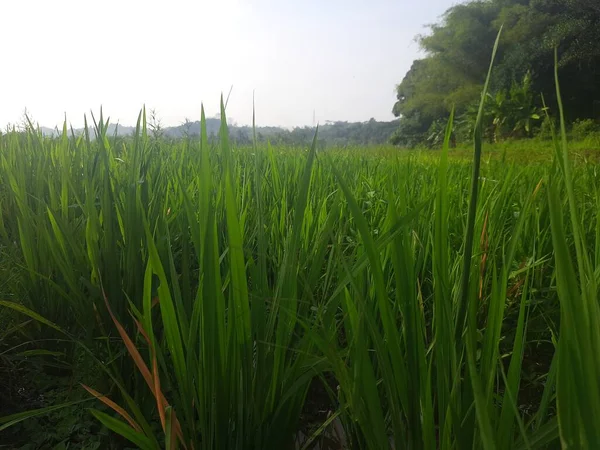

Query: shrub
[571,118,600,141]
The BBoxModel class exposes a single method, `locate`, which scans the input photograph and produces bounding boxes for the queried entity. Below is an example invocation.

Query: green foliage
[418,71,544,147]
[495,72,543,138]
[570,118,600,140]
[284,119,400,147]
[393,0,600,146]
[390,112,430,147]
[462,72,545,142]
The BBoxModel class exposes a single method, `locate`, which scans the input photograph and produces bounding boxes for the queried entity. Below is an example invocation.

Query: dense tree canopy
[392,0,600,146]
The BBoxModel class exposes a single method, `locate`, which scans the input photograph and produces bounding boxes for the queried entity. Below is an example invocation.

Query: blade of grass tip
[455,27,502,341]
[540,94,564,174]
[142,105,147,139]
[59,119,69,220]
[197,104,212,245]
[224,85,234,110]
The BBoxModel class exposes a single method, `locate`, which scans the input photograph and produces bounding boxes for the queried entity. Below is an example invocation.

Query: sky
[1,0,458,129]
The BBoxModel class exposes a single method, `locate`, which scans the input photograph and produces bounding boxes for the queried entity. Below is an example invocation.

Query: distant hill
[36,118,400,146]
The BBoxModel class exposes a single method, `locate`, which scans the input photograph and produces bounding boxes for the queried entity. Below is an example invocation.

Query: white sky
[1,0,458,129]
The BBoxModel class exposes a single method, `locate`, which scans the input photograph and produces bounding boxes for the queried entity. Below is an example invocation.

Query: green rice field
[1,95,599,449]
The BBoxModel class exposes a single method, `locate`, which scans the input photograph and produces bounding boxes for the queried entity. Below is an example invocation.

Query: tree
[392,0,600,146]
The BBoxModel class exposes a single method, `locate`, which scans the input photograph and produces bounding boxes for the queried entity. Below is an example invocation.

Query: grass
[1,85,600,448]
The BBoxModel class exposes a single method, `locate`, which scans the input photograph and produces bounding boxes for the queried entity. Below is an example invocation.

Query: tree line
[391,0,600,147]
[31,117,399,148]
[144,117,400,147]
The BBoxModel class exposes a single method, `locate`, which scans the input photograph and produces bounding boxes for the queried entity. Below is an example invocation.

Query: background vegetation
[36,116,399,148]
[391,0,600,146]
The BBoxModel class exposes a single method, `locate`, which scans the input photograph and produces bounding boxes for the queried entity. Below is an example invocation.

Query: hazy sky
[1,0,458,129]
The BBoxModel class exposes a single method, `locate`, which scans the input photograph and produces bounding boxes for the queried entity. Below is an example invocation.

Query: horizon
[2,0,458,130]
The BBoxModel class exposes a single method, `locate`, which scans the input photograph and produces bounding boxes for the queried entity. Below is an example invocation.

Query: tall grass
[1,64,599,448]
